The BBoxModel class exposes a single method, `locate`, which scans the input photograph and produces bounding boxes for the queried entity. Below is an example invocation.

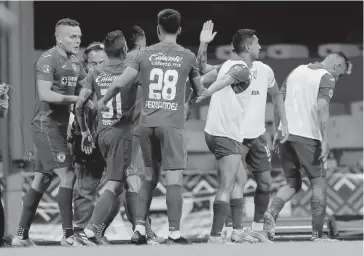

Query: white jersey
[280,64,332,141]
[204,58,251,143]
[243,61,276,139]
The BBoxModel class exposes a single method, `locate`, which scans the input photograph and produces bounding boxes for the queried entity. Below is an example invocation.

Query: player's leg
[229,161,259,243]
[12,129,79,246]
[294,142,335,241]
[85,130,131,245]
[264,141,302,240]
[205,133,243,244]
[156,127,189,244]
[244,136,272,243]
[125,135,158,242]
[133,127,161,244]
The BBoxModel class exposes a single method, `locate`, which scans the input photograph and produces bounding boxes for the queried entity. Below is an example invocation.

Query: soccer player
[68,42,109,243]
[121,25,160,245]
[197,21,289,243]
[197,28,270,244]
[0,82,10,247]
[75,30,138,245]
[264,52,352,242]
[98,9,205,244]
[12,18,87,247]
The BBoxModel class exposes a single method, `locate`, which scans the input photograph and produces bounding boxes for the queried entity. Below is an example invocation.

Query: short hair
[103,30,127,58]
[232,29,257,54]
[157,9,181,34]
[55,18,79,29]
[83,42,105,63]
[124,25,145,50]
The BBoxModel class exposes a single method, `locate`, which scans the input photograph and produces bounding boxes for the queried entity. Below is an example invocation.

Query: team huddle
[8,8,352,247]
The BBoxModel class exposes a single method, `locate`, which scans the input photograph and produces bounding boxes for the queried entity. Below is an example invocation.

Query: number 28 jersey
[128,42,199,129]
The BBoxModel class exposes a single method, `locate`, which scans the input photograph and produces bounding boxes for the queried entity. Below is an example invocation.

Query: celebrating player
[196,28,262,244]
[197,21,289,243]
[75,30,140,245]
[12,18,87,247]
[264,52,352,242]
[98,9,205,245]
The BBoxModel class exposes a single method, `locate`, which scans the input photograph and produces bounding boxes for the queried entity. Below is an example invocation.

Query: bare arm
[38,80,78,104]
[197,20,218,74]
[201,69,219,86]
[270,82,288,127]
[317,98,329,143]
[101,67,138,105]
[75,88,93,133]
[206,74,234,96]
[197,43,216,74]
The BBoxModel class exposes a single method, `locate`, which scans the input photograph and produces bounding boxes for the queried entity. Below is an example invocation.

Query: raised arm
[197,20,217,74]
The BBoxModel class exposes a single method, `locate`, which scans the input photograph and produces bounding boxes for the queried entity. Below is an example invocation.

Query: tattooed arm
[75,88,93,133]
[197,20,217,74]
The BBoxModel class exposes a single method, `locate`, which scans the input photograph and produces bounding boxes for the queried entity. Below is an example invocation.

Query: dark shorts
[32,125,72,174]
[139,126,186,170]
[73,134,106,172]
[242,135,271,172]
[205,132,243,159]
[279,140,326,179]
[97,127,132,182]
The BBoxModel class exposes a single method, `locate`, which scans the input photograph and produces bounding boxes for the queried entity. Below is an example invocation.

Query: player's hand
[97,99,108,112]
[272,126,289,155]
[319,140,330,163]
[200,20,217,44]
[280,124,289,144]
[81,130,94,155]
[184,102,192,121]
[85,99,95,110]
[196,88,210,103]
[0,83,9,98]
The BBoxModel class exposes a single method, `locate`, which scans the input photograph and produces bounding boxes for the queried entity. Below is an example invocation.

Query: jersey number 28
[100,88,122,119]
[149,68,179,101]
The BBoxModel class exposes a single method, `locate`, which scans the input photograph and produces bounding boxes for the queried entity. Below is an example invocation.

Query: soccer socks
[311,195,326,237]
[91,189,117,228]
[125,191,138,229]
[57,187,74,238]
[254,189,270,224]
[210,201,230,237]
[17,188,43,239]
[268,197,286,220]
[225,208,233,228]
[230,198,244,230]
[166,185,183,233]
[135,180,154,235]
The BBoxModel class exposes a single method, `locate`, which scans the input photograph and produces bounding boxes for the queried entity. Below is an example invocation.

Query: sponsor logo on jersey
[149,52,183,68]
[61,76,77,87]
[95,73,121,87]
[251,90,260,95]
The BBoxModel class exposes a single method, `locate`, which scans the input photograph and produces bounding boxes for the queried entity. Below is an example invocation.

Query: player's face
[248,35,261,60]
[58,26,82,55]
[86,50,107,72]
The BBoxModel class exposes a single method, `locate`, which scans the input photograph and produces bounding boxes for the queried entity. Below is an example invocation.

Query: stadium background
[0,1,362,241]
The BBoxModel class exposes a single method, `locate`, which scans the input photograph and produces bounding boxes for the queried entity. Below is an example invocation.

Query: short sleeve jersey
[83,60,138,139]
[128,42,200,129]
[31,47,86,127]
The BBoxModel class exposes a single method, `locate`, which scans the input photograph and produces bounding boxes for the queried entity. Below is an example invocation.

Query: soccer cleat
[311,231,339,242]
[75,230,97,246]
[230,229,259,243]
[11,236,37,247]
[131,231,147,245]
[207,236,233,244]
[263,211,276,241]
[164,236,192,245]
[245,228,273,243]
[221,227,233,242]
[60,234,84,247]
